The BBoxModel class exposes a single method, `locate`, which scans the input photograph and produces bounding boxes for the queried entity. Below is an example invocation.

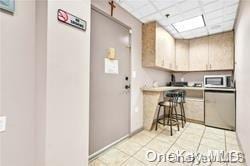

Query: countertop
[142,86,236,92]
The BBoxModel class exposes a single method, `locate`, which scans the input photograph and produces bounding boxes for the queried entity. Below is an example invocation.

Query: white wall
[91,0,170,132]
[0,1,36,166]
[235,1,250,164]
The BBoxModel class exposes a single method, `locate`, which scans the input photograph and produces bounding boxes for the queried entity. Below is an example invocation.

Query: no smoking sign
[57,9,87,31]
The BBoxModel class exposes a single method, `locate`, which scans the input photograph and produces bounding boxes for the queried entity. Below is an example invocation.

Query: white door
[89,9,131,155]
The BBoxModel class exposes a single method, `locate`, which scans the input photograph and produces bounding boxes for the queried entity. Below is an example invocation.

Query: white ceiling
[115,0,239,39]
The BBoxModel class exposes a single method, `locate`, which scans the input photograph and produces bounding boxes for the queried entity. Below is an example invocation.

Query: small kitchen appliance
[204,75,232,88]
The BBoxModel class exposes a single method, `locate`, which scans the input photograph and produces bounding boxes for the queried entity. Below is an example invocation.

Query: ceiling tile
[181,8,203,20]
[223,0,239,7]
[199,0,217,5]
[132,4,156,19]
[178,0,200,13]
[206,17,223,26]
[203,0,224,13]
[223,4,239,15]
[223,13,236,22]
[141,13,163,23]
[118,2,134,13]
[205,9,223,20]
[151,0,177,10]
[160,5,180,17]
[123,0,150,10]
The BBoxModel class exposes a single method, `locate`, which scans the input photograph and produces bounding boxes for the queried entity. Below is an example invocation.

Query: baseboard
[89,134,129,160]
[129,127,144,136]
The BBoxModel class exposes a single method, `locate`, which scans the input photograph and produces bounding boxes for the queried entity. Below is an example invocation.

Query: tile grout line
[117,125,167,166]
[156,122,191,166]
[197,126,206,152]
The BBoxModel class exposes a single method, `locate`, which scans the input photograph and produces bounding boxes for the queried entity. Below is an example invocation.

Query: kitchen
[142,22,236,132]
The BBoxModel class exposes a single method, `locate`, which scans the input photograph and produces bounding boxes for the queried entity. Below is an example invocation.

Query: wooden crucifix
[109,0,116,16]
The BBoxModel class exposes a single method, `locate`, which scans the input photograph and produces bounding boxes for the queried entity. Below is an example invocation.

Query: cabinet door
[208,31,234,70]
[189,37,209,71]
[155,26,167,68]
[175,40,189,71]
[184,99,204,122]
[156,25,175,70]
[165,32,175,70]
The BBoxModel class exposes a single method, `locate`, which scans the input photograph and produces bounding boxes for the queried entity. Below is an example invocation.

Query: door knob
[125,85,130,89]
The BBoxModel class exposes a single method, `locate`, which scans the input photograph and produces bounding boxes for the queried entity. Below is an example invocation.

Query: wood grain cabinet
[142,22,234,72]
[142,21,175,70]
[208,31,234,70]
[184,99,204,123]
[175,40,189,71]
[189,36,209,71]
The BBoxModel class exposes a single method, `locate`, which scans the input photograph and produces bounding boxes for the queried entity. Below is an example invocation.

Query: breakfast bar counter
[142,86,236,130]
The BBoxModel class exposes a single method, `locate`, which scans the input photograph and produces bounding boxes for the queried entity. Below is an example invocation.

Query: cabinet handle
[206,64,208,70]
[210,64,212,69]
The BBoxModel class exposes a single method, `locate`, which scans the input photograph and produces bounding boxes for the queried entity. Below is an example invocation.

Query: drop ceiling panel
[116,0,239,39]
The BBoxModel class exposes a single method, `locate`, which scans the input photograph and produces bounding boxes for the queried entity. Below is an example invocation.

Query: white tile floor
[89,123,246,166]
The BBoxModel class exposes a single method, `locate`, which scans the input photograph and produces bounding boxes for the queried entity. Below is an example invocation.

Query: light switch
[0,116,7,132]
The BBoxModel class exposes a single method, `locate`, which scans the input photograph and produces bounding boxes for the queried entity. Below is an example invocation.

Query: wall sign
[105,58,119,74]
[57,9,87,31]
[0,0,15,13]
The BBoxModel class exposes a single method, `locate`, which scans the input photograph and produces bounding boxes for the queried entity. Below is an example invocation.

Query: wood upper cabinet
[189,36,209,71]
[208,31,234,70]
[175,40,189,71]
[142,21,175,70]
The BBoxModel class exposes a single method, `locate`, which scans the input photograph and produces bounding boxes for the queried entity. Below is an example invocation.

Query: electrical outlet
[0,116,7,132]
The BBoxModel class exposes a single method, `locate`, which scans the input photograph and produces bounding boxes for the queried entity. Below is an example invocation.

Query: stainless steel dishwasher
[205,90,236,130]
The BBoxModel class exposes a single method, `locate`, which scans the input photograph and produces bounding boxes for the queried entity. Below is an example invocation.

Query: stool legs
[155,105,161,131]
[169,106,173,136]
[174,106,180,131]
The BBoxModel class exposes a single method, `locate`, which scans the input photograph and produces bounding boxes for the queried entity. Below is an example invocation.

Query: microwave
[204,75,232,88]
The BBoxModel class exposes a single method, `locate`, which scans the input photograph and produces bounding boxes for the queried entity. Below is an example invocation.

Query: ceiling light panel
[172,15,205,33]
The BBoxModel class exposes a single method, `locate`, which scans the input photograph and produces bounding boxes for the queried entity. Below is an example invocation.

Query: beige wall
[35,0,91,165]
[235,1,250,164]
[0,1,36,166]
[45,0,90,165]
[91,0,170,132]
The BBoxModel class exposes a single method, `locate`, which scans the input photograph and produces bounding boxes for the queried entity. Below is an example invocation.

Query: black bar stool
[171,90,187,128]
[155,90,180,136]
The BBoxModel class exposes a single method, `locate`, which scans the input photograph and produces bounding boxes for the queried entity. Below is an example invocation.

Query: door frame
[89,6,132,158]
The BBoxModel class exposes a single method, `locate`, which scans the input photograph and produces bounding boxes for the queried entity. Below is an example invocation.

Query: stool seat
[158,101,177,107]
